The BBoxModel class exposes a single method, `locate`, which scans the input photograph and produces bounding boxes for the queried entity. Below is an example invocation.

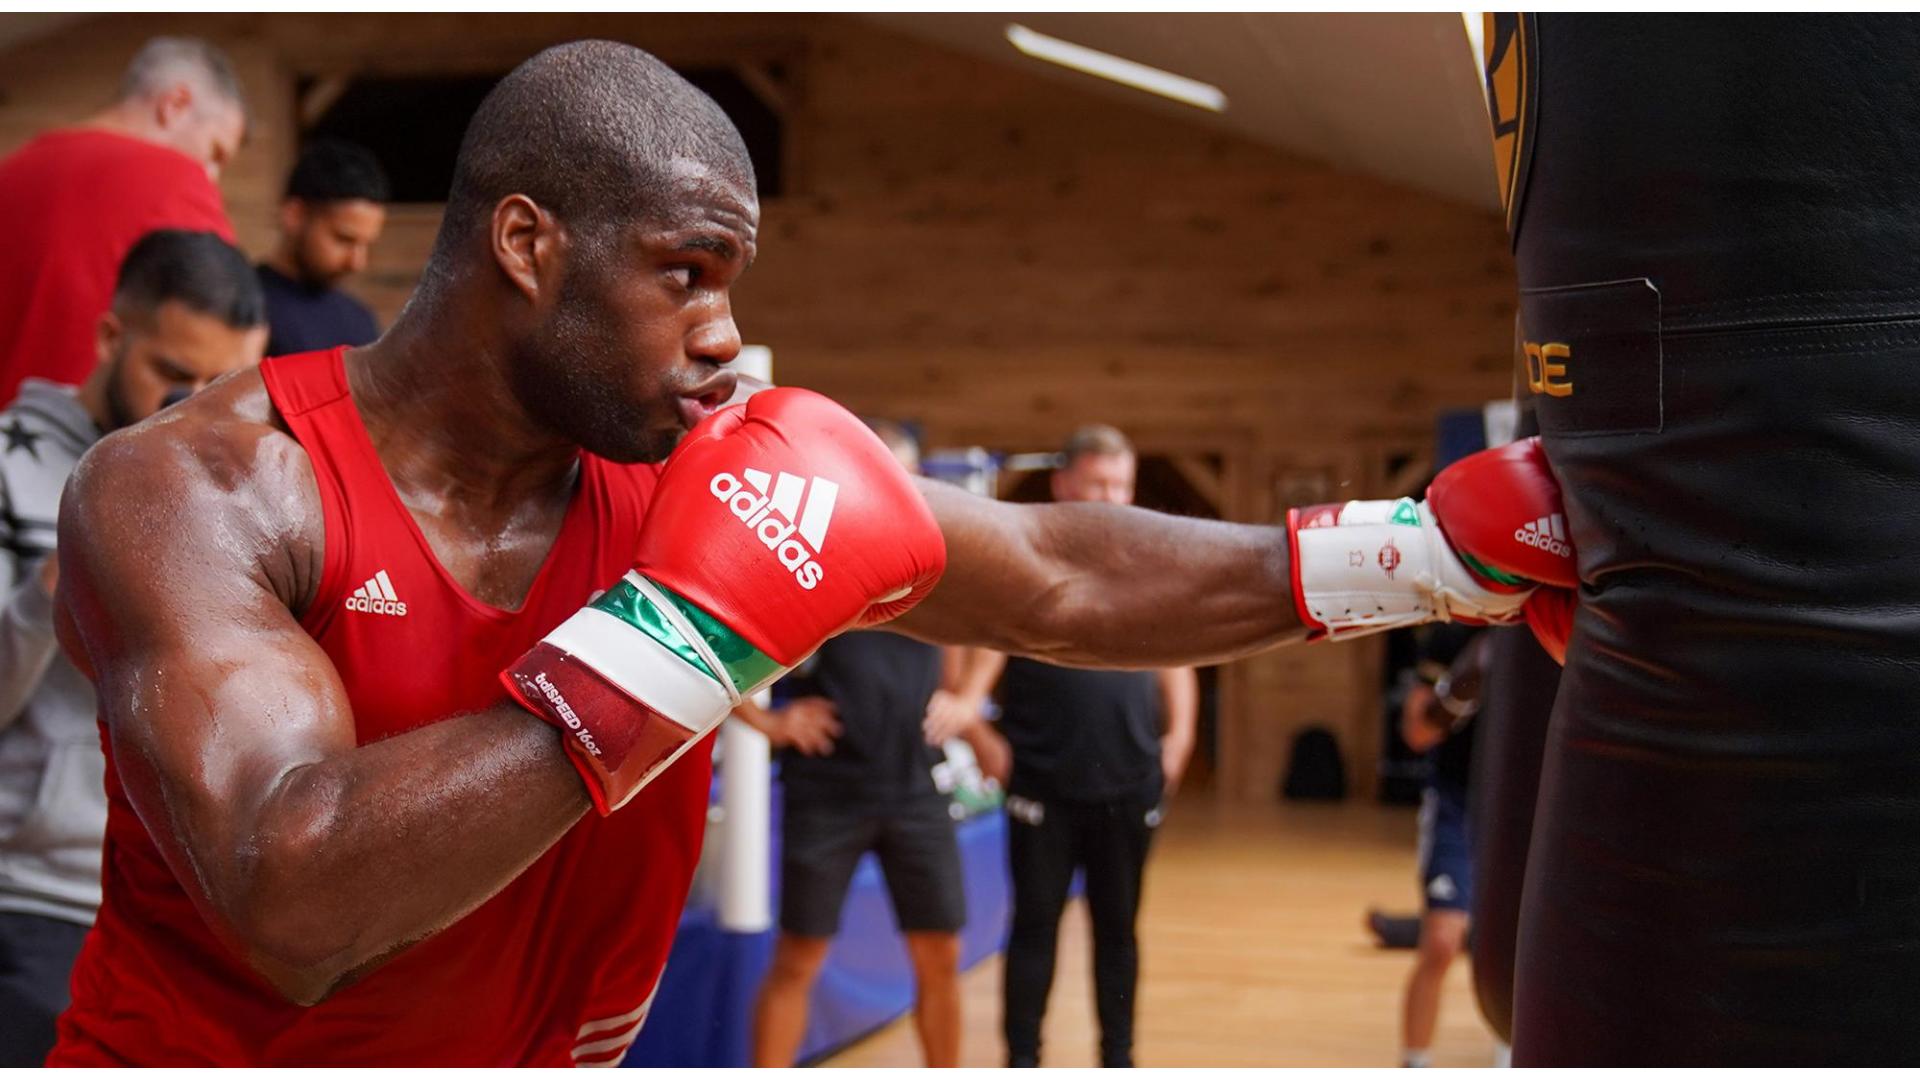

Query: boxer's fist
[1428,436,1576,661]
[1426,437,1575,590]
[638,388,946,653]
[1288,437,1574,649]
[504,389,947,813]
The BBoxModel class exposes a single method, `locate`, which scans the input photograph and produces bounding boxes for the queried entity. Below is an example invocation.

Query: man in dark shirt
[744,421,970,1067]
[936,424,1198,1068]
[256,139,388,356]
[1396,624,1487,1068]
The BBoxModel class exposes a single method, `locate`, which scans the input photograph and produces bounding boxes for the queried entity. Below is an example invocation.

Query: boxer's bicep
[102,603,353,908]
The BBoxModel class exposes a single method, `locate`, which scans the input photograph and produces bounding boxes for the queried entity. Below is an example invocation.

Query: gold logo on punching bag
[1523,341,1573,397]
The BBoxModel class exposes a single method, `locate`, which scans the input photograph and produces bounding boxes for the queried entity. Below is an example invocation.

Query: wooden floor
[826,798,1497,1068]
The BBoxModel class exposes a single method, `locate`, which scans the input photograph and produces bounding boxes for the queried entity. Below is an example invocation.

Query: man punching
[1482,14,1920,1064]
[48,41,1568,1066]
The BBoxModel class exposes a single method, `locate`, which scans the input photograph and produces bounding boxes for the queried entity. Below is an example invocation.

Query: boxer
[47,40,1570,1065]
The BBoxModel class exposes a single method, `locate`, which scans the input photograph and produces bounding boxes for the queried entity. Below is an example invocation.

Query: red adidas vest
[52,348,711,1065]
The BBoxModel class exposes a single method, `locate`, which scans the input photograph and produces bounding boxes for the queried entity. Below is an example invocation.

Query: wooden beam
[735,60,791,117]
[1164,453,1226,516]
[298,74,352,129]
[1379,451,1432,499]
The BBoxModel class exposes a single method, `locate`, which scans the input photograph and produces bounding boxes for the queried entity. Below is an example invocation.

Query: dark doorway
[301,66,785,204]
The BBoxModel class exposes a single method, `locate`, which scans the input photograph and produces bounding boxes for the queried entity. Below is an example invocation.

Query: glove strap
[1291,497,1533,642]
[1290,499,1441,640]
[504,573,786,813]
[577,572,787,703]
[626,572,741,707]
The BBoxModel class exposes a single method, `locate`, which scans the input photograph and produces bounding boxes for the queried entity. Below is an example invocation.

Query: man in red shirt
[0,36,246,403]
[45,40,1567,1066]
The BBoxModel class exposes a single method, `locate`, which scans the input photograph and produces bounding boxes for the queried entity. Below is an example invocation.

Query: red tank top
[52,348,711,1066]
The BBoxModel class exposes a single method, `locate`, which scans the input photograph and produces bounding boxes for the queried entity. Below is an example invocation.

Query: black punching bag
[1488,14,1920,1063]
[1466,548,1561,1039]
[1467,399,1562,1045]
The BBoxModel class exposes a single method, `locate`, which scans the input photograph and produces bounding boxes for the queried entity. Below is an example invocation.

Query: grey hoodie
[0,379,104,926]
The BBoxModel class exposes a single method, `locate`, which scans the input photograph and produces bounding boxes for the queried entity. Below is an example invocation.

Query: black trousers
[0,911,88,1066]
[1002,792,1158,1067]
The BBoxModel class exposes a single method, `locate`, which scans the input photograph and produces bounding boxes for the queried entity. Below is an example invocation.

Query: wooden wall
[0,13,1517,802]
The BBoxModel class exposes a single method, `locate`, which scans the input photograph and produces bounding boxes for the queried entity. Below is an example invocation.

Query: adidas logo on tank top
[345,569,409,616]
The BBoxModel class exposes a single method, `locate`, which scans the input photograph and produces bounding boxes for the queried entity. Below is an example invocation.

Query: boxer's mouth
[676,372,737,429]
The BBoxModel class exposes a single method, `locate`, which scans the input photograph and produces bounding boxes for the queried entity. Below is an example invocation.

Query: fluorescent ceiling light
[1005,23,1228,113]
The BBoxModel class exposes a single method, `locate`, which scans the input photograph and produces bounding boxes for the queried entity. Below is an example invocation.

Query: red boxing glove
[1523,589,1573,664]
[504,389,948,813]
[638,389,947,649]
[1288,436,1576,662]
[1426,437,1575,589]
[1427,436,1577,662]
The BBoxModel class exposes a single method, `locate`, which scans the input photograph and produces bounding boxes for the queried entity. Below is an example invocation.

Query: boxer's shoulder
[77,368,313,513]
[66,367,325,611]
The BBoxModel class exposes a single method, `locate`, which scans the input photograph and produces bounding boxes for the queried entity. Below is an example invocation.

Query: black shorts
[780,795,965,937]
[1418,784,1473,914]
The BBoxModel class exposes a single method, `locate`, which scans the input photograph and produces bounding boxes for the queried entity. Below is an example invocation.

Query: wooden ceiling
[861,13,1499,210]
[0,13,1501,210]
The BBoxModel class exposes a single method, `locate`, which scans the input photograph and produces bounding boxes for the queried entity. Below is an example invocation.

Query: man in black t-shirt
[935,425,1198,1068]
[256,139,387,356]
[742,421,970,1067]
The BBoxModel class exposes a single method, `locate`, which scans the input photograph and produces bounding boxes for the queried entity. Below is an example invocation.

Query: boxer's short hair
[433,40,753,257]
[285,139,390,205]
[113,230,266,329]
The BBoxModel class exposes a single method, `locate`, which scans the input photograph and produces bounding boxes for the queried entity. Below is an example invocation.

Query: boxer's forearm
[902,479,1304,667]
[221,705,588,1005]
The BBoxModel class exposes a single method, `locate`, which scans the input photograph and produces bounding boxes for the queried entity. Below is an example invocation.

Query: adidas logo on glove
[1513,514,1571,559]
[709,468,837,590]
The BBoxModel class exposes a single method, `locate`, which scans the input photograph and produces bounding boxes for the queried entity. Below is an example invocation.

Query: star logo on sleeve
[1,418,42,461]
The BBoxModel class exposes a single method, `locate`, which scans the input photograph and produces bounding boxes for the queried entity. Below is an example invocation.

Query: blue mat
[625,782,1008,1067]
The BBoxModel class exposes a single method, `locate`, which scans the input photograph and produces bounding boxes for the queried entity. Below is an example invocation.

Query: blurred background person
[744,419,971,1068]
[0,36,245,403]
[1394,626,1487,1069]
[931,424,1198,1068]
[0,229,266,1065]
[257,138,390,356]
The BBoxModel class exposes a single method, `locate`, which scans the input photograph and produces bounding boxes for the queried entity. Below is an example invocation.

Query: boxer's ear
[490,194,560,305]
